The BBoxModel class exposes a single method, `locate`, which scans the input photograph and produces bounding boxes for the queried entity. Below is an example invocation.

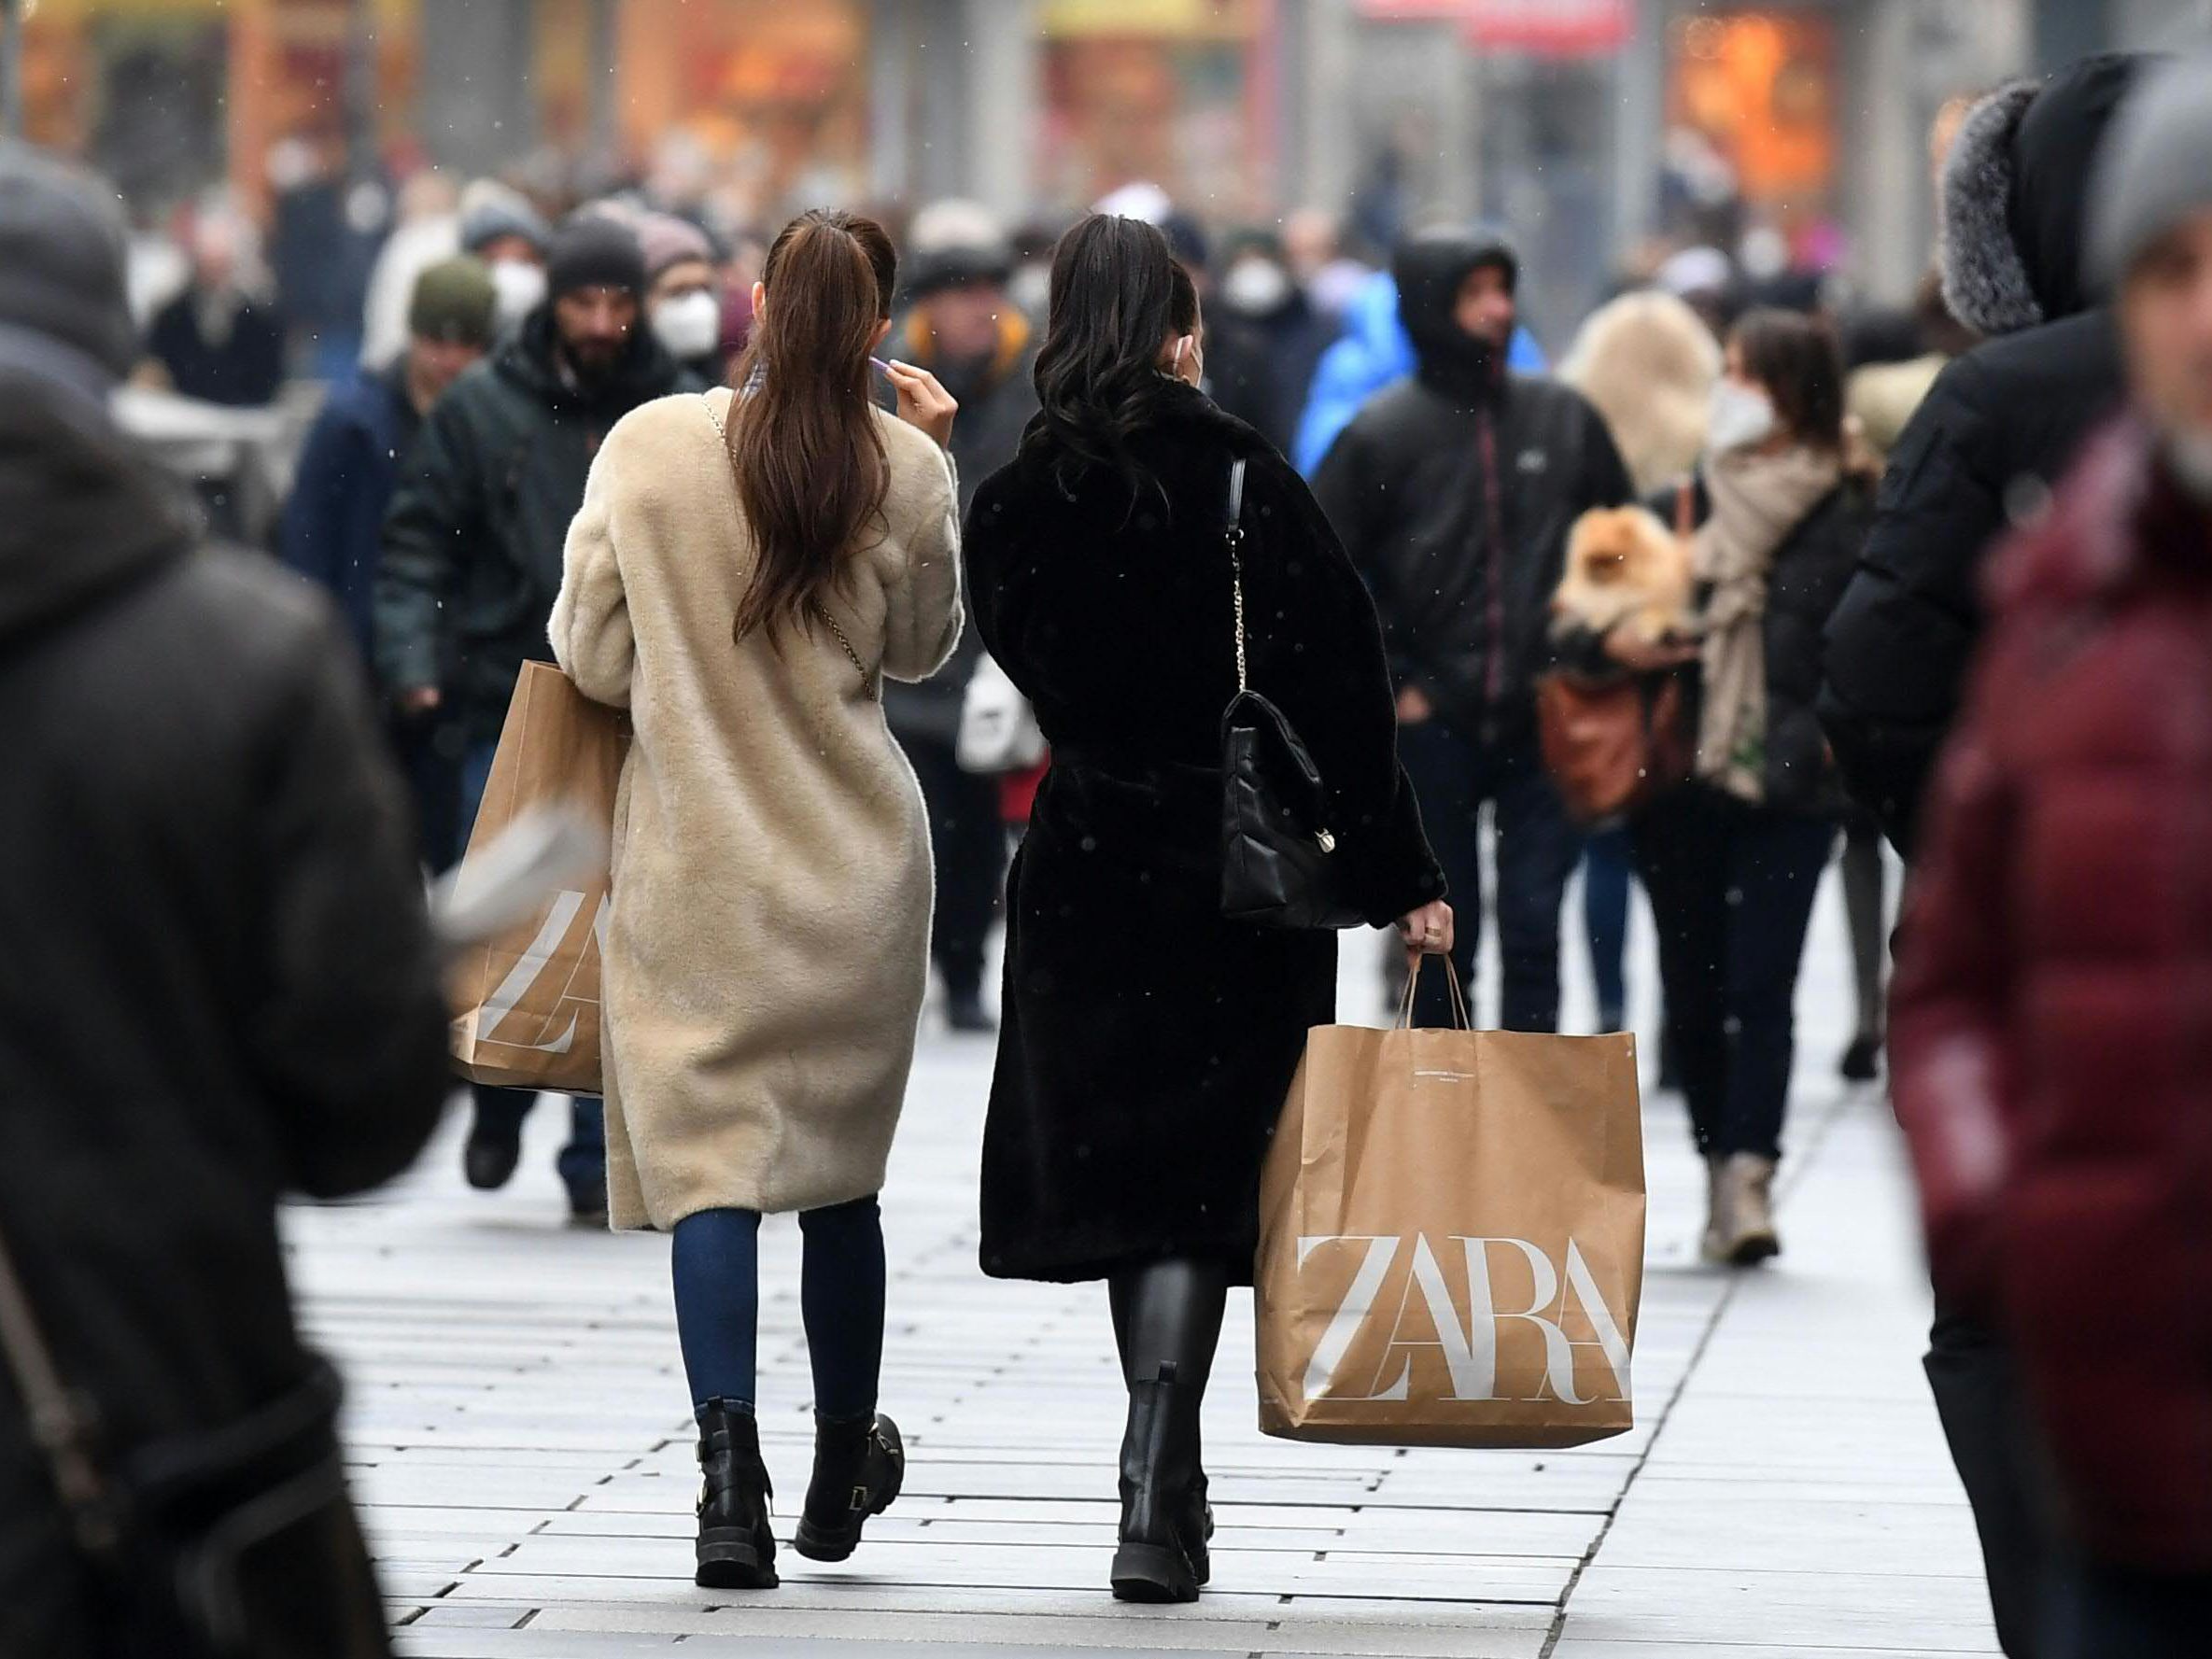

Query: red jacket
[1890,418,2212,1573]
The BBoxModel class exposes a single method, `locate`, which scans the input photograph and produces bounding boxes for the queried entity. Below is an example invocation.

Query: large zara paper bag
[448,662,627,1092]
[1256,971,1645,1449]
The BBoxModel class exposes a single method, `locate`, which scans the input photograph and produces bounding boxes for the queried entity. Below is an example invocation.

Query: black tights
[1108,1258,1231,1392]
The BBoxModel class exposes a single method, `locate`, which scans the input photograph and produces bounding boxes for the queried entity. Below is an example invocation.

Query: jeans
[670,1197,887,1420]
[899,734,1007,1001]
[459,737,607,1199]
[1396,717,1583,1032]
[1583,827,1633,1032]
[1631,786,1835,1160]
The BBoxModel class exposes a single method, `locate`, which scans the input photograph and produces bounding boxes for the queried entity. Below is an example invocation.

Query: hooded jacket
[1311,229,1630,735]
[1889,420,2212,1573]
[0,371,448,1652]
[1819,54,2140,855]
[375,303,697,741]
[1558,288,1722,497]
[1290,266,1549,477]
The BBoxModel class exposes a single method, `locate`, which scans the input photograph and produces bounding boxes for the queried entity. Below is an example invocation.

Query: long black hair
[1027,214,1199,492]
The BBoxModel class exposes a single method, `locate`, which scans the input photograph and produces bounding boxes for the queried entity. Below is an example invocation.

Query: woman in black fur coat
[964,215,1450,1604]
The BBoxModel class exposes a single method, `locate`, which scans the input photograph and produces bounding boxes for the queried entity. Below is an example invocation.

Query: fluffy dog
[1552,505,1697,646]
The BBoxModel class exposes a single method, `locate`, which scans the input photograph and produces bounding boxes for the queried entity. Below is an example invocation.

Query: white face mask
[1707,378,1778,455]
[1222,258,1292,316]
[488,259,547,333]
[652,289,723,362]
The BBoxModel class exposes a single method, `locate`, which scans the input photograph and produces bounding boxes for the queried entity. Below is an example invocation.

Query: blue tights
[670,1195,885,1422]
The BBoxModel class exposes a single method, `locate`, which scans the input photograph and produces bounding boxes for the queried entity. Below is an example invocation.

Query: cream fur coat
[551,387,963,1230]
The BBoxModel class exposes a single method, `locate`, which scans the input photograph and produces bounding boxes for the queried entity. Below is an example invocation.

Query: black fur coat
[966,384,1444,1284]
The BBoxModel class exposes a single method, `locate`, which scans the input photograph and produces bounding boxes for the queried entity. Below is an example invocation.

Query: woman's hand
[1397,900,1455,958]
[1602,629,1700,673]
[883,360,958,450]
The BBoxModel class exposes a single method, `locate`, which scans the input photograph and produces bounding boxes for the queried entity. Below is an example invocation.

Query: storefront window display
[1666,9,1839,251]
[1039,0,1268,214]
[613,0,869,223]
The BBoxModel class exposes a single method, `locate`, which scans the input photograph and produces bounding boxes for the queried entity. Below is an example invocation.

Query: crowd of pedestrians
[3,43,2209,1659]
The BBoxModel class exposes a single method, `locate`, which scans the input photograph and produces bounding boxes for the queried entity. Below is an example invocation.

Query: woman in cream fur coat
[551,209,961,1593]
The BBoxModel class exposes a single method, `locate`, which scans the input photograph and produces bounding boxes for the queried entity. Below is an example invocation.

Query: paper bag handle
[1396,952,1470,1031]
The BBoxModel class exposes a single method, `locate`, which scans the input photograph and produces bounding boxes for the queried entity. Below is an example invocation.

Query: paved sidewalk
[284,871,1998,1657]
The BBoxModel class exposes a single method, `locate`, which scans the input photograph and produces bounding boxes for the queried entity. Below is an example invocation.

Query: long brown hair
[1730,307,1845,451]
[726,209,897,644]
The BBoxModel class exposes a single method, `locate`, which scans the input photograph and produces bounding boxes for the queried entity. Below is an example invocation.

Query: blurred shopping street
[286,865,2000,1659]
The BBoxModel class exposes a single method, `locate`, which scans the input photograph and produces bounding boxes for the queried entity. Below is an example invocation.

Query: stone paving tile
[300,875,1994,1656]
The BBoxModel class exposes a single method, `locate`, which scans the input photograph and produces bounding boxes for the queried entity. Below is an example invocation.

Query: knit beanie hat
[638,212,715,285]
[459,191,551,260]
[407,255,498,347]
[0,140,136,387]
[545,212,647,300]
[904,199,1013,299]
[2088,53,2212,292]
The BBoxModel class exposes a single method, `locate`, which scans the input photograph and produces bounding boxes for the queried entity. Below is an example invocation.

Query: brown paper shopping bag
[1256,962,1646,1449]
[448,662,627,1093]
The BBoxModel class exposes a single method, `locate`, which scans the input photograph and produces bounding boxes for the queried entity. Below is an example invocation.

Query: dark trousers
[1583,826,1633,1031]
[900,734,1006,1001]
[1632,786,1834,1160]
[670,1197,887,1419]
[391,710,463,874]
[1397,717,1583,1032]
[459,737,606,1198]
[1927,1308,2053,1658]
[1840,810,1888,1043]
[2047,1560,2212,1659]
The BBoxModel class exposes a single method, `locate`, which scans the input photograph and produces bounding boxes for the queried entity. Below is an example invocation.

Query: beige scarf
[1692,443,1841,802]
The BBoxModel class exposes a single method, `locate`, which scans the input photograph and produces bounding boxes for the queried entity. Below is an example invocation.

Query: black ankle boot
[794,1411,905,1563]
[695,1399,777,1590]
[1113,1362,1203,1603]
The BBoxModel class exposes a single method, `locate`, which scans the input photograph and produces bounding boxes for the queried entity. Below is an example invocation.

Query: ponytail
[727,208,898,645]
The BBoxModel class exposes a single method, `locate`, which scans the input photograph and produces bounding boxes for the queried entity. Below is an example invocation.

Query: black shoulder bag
[0,1218,388,1657]
[1219,457,1367,931]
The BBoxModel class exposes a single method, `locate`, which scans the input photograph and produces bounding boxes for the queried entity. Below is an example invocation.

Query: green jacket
[374,306,698,740]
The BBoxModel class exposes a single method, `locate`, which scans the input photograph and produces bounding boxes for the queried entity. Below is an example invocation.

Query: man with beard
[1314,225,1629,1032]
[377,211,698,1221]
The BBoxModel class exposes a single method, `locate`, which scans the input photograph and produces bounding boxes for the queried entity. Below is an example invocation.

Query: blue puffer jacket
[1291,271,1547,477]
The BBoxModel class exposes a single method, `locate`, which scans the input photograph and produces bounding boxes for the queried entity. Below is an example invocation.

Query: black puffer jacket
[375,304,696,741]
[1818,54,2140,854]
[0,375,449,1654]
[1312,227,1630,737]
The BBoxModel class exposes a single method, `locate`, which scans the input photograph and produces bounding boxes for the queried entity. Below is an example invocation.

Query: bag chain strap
[816,605,878,701]
[1226,458,1248,695]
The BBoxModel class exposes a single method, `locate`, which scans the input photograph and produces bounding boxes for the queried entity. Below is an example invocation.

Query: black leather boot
[794,1411,905,1563]
[1113,1361,1204,1603]
[694,1399,777,1590]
